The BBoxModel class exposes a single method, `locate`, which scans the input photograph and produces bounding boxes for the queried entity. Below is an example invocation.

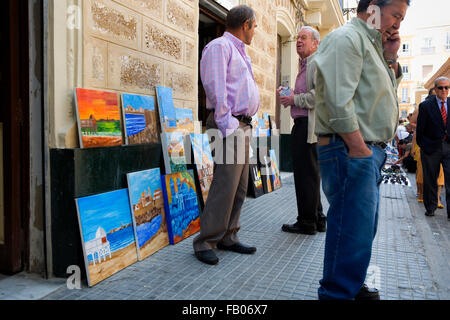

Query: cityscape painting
[155,86,178,133]
[190,133,214,208]
[248,164,264,198]
[269,149,282,190]
[161,170,200,245]
[161,132,188,174]
[122,93,160,145]
[75,88,123,148]
[126,168,169,261]
[75,189,138,287]
[175,107,195,133]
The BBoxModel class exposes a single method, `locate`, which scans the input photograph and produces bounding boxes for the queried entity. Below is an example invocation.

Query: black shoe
[195,250,219,265]
[282,222,317,235]
[425,211,435,217]
[316,216,327,232]
[216,242,256,254]
[354,284,380,300]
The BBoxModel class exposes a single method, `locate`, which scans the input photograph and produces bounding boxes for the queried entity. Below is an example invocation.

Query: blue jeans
[317,136,386,300]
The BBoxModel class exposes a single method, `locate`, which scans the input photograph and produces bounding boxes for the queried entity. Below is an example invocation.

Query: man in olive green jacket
[313,0,408,300]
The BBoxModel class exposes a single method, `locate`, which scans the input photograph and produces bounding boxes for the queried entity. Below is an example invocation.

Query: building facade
[0,0,343,278]
[398,16,450,118]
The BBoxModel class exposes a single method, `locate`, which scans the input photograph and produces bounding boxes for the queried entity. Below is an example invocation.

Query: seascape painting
[155,86,178,133]
[161,132,188,174]
[269,149,282,190]
[127,168,170,261]
[75,88,123,148]
[161,170,201,245]
[75,189,138,287]
[175,108,195,133]
[190,133,214,207]
[122,93,160,145]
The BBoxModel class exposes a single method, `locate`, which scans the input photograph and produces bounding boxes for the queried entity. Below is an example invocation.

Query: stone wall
[83,0,198,123]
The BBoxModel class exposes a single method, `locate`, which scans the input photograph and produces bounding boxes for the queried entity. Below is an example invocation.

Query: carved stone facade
[83,0,198,141]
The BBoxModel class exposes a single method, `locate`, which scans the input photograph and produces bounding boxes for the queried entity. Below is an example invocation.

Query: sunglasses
[437,86,449,90]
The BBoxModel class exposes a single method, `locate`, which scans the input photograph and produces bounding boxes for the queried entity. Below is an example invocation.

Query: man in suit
[276,26,326,235]
[416,76,450,220]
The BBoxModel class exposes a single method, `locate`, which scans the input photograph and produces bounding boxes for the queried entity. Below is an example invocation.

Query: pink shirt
[291,59,308,118]
[200,32,260,137]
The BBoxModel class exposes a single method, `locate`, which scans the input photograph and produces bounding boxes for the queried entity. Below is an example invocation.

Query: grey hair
[435,76,450,86]
[299,26,320,41]
[226,5,256,30]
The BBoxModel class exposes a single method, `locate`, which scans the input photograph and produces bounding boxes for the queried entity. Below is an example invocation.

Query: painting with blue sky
[156,86,177,132]
[75,189,138,286]
[122,93,159,145]
[127,168,169,260]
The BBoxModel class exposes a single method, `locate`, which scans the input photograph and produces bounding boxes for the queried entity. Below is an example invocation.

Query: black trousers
[421,143,450,217]
[291,117,324,223]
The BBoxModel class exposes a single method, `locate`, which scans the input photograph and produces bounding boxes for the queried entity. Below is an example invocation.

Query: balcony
[421,47,436,55]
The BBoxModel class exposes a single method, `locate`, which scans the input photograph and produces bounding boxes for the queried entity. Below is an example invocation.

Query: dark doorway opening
[0,0,30,274]
[198,5,226,128]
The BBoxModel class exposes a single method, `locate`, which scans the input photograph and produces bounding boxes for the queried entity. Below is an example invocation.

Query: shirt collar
[224,31,245,50]
[437,96,448,105]
[351,17,382,44]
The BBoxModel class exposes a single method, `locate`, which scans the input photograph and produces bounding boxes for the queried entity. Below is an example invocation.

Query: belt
[232,114,253,127]
[318,134,387,149]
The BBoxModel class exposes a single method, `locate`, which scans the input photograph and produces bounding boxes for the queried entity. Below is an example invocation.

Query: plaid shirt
[200,32,260,137]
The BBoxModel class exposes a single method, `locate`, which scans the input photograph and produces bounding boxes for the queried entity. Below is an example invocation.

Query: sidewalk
[1,172,448,300]
[34,172,448,300]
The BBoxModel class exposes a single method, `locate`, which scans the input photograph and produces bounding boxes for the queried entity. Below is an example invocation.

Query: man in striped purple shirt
[193,5,260,265]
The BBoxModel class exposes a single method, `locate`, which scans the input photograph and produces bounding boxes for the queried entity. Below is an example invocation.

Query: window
[401,87,409,103]
[422,37,435,54]
[401,110,408,119]
[402,65,410,80]
[402,42,410,55]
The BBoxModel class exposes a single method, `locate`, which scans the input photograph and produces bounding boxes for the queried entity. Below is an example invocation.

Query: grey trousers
[193,113,250,252]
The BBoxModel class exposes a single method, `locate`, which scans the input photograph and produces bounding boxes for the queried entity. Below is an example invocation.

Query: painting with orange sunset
[75,88,123,148]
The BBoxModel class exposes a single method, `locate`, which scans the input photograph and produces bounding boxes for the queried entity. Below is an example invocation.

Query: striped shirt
[200,31,260,137]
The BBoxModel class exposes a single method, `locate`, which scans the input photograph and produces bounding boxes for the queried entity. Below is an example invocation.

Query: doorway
[0,0,30,274]
[198,5,226,127]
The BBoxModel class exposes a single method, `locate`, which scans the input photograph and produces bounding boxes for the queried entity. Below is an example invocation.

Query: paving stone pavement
[42,173,449,300]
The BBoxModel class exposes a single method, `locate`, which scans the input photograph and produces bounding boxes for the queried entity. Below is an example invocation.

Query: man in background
[277,26,326,235]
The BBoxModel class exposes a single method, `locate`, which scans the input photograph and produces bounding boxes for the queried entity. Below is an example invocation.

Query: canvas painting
[248,164,264,198]
[75,189,138,287]
[269,149,282,190]
[127,168,170,261]
[175,108,195,133]
[122,93,160,145]
[161,170,201,244]
[75,88,123,148]
[260,154,273,194]
[161,132,188,174]
[190,133,214,208]
[155,86,178,133]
